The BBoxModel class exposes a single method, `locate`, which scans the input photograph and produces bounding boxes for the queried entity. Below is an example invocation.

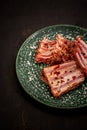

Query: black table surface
[1,0,87,130]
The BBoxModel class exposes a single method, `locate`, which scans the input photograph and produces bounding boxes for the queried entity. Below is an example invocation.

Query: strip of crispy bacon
[56,34,74,61]
[42,60,85,97]
[74,36,87,76]
[35,37,61,64]
[35,34,74,64]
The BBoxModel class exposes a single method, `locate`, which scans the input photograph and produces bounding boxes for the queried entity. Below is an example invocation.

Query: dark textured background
[1,0,87,130]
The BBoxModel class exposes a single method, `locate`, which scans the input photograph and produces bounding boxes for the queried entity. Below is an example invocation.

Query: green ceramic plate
[16,24,87,109]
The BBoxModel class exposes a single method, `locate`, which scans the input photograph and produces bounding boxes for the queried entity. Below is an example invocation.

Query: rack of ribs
[42,60,85,97]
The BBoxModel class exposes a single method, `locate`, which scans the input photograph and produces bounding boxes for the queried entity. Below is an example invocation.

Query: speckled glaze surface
[16,25,87,109]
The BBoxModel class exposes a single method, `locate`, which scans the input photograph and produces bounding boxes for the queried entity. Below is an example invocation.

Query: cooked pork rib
[74,36,87,76]
[42,60,85,97]
[35,34,73,64]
